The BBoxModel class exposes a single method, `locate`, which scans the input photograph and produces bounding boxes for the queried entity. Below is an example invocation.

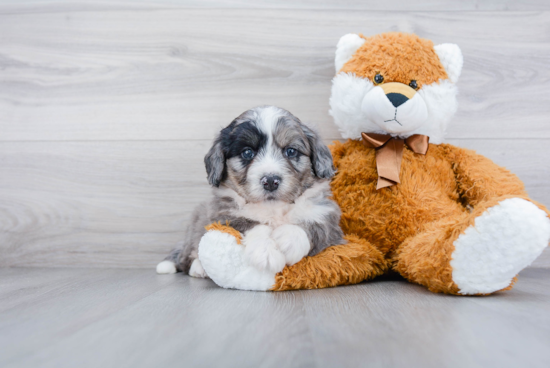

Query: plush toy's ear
[335,34,365,73]
[434,43,463,83]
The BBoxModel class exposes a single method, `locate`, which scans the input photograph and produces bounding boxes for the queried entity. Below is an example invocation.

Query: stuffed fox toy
[198,33,550,295]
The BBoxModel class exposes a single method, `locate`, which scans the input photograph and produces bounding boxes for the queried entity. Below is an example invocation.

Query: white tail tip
[156,260,177,274]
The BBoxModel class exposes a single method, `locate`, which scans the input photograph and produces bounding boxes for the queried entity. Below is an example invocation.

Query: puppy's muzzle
[261,175,281,192]
[380,82,416,108]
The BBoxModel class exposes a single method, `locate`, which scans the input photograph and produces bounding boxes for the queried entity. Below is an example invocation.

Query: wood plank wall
[1,0,549,268]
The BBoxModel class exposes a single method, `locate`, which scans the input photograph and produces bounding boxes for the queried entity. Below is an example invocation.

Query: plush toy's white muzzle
[361,83,428,135]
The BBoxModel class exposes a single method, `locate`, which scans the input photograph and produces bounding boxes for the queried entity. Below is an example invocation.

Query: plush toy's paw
[272,224,310,266]
[243,225,286,273]
[451,198,550,295]
[198,226,277,291]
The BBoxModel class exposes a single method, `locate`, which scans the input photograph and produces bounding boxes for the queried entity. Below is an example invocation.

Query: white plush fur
[189,259,208,278]
[334,33,365,72]
[329,72,376,139]
[198,230,276,291]
[361,86,428,135]
[411,79,459,143]
[156,260,177,274]
[329,73,458,144]
[434,44,463,83]
[243,225,286,273]
[272,224,311,266]
[451,198,550,295]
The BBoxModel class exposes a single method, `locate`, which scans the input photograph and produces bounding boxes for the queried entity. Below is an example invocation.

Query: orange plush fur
[271,141,548,293]
[341,33,448,88]
[205,222,242,244]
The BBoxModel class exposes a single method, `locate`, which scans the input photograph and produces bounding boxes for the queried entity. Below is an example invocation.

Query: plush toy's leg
[394,197,550,295]
[198,223,277,291]
[271,234,388,291]
[199,223,388,291]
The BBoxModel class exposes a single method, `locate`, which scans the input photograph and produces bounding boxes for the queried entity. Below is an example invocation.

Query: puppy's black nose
[386,92,409,108]
[261,175,281,192]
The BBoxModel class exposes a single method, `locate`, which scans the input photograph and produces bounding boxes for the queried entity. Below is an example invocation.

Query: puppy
[156,106,344,277]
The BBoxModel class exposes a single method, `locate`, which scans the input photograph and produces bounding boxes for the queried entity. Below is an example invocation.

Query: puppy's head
[205,106,334,203]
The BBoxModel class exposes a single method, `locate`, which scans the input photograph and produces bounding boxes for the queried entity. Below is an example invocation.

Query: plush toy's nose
[380,82,416,108]
[386,93,409,108]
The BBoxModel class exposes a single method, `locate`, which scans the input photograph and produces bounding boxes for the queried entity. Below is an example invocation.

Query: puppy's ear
[302,124,335,179]
[204,136,225,187]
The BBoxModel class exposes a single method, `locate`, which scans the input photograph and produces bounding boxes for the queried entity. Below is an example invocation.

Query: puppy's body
[157,106,344,276]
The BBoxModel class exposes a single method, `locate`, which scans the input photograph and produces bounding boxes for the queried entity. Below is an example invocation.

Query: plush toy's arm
[199,223,388,291]
[445,144,550,217]
[271,234,388,290]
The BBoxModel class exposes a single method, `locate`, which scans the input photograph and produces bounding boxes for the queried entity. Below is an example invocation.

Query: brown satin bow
[361,132,429,190]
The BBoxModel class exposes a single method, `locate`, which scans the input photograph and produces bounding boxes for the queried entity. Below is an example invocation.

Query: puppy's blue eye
[241,148,255,160]
[285,147,298,158]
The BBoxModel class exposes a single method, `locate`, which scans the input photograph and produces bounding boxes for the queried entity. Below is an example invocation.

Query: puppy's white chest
[220,181,333,229]
[237,201,294,228]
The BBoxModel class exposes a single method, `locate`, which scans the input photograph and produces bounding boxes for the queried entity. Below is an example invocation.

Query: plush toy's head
[329,33,463,144]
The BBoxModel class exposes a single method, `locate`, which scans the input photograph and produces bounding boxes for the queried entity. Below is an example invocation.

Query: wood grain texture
[1,8,550,141]
[0,2,549,268]
[0,139,548,268]
[0,140,211,268]
[0,267,549,368]
[2,0,550,11]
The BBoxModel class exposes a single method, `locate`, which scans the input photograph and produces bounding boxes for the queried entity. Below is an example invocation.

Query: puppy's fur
[157,106,344,277]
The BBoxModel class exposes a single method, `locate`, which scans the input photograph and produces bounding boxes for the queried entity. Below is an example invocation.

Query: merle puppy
[157,106,344,277]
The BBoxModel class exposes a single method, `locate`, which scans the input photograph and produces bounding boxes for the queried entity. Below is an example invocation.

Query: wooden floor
[0,267,548,368]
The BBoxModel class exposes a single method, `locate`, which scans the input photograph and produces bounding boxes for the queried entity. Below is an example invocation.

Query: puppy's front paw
[245,242,286,273]
[272,224,311,266]
[243,225,286,273]
[189,259,208,279]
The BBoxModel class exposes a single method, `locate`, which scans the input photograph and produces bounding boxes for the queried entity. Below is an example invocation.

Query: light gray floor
[0,267,549,368]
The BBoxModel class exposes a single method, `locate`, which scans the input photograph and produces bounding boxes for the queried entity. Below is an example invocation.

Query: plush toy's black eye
[409,80,418,89]
[285,147,298,158]
[241,148,255,160]
[374,74,384,84]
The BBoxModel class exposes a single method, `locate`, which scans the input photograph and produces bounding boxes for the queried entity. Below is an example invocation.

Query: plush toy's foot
[396,198,550,295]
[451,198,550,295]
[198,224,277,291]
